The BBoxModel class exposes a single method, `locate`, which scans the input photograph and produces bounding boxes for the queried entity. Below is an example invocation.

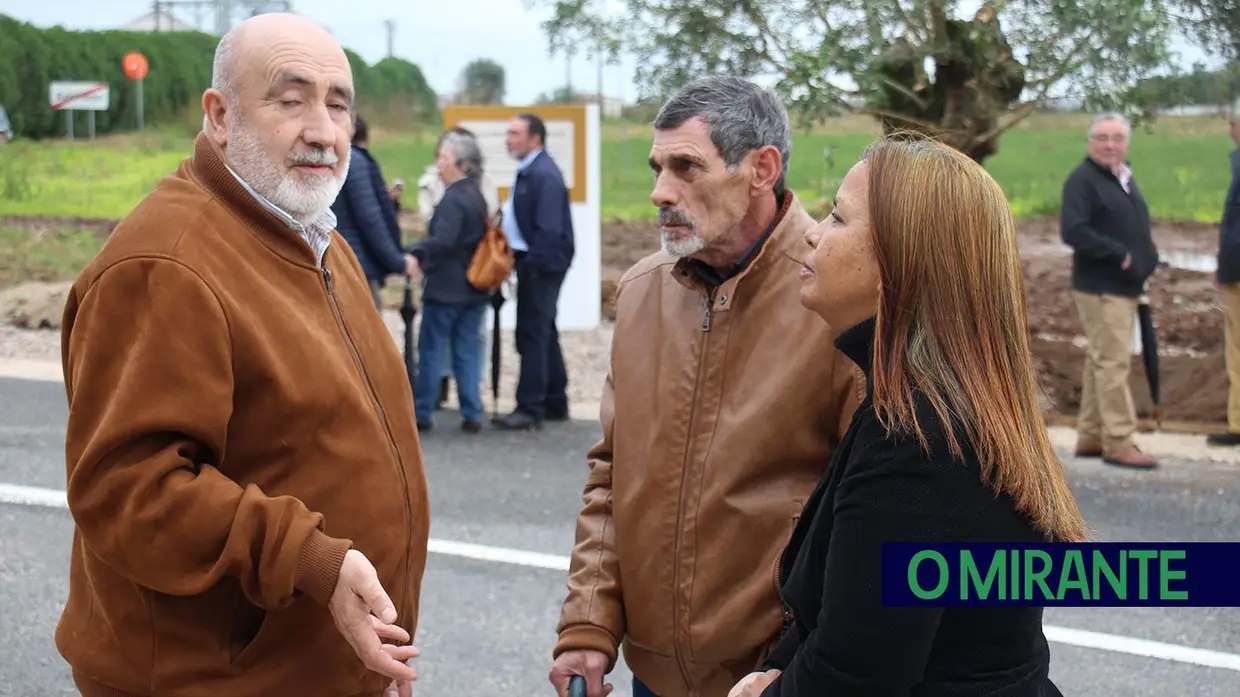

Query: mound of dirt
[0,281,72,329]
[599,215,1230,430]
[3,211,1230,431]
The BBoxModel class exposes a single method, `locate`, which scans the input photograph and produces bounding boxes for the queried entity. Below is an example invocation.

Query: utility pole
[384,19,395,58]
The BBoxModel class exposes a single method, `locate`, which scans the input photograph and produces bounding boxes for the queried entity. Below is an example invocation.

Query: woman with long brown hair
[729,136,1088,697]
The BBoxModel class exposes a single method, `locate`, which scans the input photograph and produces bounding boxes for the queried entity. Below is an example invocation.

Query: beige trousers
[1073,291,1140,450]
[1221,283,1240,432]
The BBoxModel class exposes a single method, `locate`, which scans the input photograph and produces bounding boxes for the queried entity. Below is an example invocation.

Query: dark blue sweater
[1219,150,1240,284]
[332,145,405,283]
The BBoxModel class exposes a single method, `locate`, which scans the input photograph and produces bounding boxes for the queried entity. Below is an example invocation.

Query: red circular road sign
[123,52,149,80]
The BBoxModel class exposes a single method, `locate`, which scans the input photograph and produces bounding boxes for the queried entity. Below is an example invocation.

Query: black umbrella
[1136,292,1162,428]
[400,274,418,389]
[489,287,505,418]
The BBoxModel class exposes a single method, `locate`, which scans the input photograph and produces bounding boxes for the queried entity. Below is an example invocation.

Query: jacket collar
[186,132,335,267]
[834,315,877,377]
[672,189,812,296]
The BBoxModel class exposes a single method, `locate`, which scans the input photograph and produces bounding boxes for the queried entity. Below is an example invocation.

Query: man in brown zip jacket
[548,76,864,697]
[55,14,427,697]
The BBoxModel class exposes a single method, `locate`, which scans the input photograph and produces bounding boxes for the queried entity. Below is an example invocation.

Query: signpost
[439,103,602,333]
[123,52,149,130]
[48,81,110,140]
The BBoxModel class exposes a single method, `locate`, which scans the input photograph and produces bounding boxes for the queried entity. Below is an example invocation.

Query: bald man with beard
[55,14,427,697]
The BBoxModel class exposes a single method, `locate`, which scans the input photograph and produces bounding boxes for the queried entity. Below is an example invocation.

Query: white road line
[2,482,1238,673]
[0,482,70,508]
[1043,625,1240,672]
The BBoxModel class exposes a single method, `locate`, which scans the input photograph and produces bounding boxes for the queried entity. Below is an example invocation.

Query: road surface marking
[2,481,1238,673]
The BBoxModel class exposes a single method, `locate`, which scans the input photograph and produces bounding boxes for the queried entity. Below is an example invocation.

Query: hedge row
[0,14,439,140]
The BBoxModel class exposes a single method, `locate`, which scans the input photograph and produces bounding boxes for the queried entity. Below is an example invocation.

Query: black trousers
[514,265,568,419]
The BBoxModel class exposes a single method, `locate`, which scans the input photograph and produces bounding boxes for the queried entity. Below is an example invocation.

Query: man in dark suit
[332,114,415,308]
[492,113,576,430]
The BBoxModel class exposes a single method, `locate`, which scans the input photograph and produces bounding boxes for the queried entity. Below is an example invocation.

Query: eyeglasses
[1090,133,1128,143]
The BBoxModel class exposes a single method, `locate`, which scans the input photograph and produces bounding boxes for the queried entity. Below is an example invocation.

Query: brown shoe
[1102,443,1157,469]
[1074,438,1103,458]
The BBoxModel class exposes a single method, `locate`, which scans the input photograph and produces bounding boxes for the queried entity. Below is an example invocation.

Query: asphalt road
[1,375,1239,697]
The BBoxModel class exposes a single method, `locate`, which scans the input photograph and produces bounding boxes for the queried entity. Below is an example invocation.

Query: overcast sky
[1,0,1217,106]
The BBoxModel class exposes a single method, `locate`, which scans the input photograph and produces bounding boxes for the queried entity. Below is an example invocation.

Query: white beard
[660,229,707,257]
[225,116,349,224]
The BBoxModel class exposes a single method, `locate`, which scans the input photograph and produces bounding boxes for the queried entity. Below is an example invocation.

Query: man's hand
[329,550,419,683]
[404,254,420,277]
[728,669,781,697]
[549,649,612,697]
[385,679,413,697]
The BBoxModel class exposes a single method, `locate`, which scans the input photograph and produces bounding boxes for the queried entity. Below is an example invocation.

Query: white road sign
[48,81,110,111]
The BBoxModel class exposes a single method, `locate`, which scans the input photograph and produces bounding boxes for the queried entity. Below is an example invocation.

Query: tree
[536,85,584,104]
[1171,1,1240,106]
[526,0,1176,163]
[459,59,506,105]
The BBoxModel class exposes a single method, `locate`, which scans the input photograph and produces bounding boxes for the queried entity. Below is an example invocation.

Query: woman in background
[732,136,1088,697]
[418,126,501,410]
[408,130,492,433]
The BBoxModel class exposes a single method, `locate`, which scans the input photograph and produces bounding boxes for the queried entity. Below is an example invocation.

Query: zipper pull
[701,294,713,332]
[323,267,333,294]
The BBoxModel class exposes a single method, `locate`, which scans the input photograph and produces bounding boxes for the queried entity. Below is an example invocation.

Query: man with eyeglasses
[1059,112,1159,469]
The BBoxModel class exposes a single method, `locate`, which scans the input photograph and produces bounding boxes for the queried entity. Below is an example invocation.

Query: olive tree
[528,0,1176,163]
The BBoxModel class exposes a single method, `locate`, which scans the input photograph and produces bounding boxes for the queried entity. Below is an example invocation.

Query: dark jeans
[514,265,568,420]
[415,300,486,423]
[633,676,659,697]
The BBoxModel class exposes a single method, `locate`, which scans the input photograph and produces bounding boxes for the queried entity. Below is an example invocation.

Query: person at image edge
[54,13,428,697]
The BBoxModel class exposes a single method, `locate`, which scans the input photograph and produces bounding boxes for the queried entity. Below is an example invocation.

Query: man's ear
[750,144,782,195]
[201,88,229,146]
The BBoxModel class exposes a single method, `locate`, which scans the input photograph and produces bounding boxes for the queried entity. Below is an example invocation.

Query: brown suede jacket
[554,192,865,697]
[55,133,430,697]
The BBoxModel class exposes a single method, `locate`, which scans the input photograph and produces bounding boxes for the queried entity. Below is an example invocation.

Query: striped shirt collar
[224,164,335,266]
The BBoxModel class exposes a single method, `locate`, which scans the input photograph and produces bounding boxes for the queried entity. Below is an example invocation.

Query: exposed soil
[599,214,1230,431]
[2,211,1230,431]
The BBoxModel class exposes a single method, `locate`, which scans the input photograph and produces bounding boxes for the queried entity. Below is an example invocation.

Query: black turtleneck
[759,316,1064,697]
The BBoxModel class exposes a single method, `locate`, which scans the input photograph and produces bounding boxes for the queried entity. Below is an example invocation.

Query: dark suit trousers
[514,265,568,419]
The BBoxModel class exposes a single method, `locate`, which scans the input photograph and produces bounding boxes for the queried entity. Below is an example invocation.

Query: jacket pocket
[228,594,273,667]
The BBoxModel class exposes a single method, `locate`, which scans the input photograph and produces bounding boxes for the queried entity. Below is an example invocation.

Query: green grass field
[0,113,1235,223]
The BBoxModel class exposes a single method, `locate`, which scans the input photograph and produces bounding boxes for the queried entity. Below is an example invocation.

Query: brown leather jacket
[554,192,864,697]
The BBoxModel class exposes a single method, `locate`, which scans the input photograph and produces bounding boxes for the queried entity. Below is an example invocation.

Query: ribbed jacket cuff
[294,530,352,605]
[554,624,620,671]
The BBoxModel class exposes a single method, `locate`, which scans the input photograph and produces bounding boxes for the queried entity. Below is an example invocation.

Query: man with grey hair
[407,129,495,433]
[548,75,863,697]
[1060,112,1159,468]
[418,126,500,411]
[55,13,428,697]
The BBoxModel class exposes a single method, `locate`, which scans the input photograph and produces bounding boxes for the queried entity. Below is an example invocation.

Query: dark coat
[332,145,405,283]
[409,176,490,306]
[760,316,1064,697]
[510,150,575,274]
[1059,157,1159,298]
[1219,149,1240,284]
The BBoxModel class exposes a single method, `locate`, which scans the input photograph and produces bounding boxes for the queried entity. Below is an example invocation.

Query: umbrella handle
[567,675,586,697]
